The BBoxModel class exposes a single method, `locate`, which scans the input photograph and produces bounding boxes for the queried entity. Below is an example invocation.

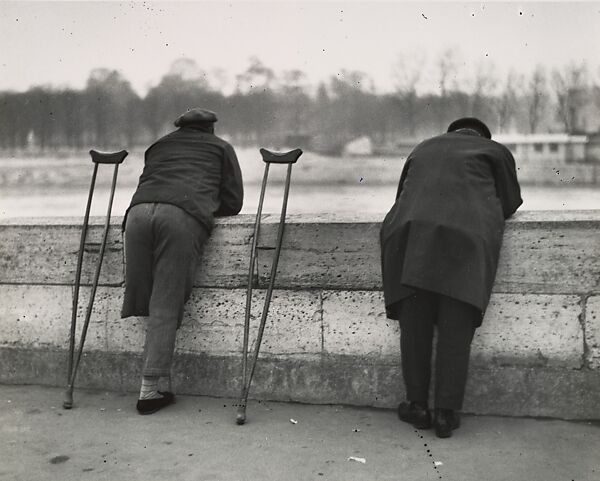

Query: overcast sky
[1,1,599,95]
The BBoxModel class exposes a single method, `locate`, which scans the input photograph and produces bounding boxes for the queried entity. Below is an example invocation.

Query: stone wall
[1,212,599,419]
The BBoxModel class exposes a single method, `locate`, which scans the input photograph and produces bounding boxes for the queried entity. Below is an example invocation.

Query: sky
[0,1,599,95]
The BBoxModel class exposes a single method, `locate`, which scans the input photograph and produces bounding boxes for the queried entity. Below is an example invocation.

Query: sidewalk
[0,384,598,481]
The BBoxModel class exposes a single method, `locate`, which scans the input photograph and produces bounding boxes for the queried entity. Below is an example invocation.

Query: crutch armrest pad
[89,149,129,165]
[260,148,303,164]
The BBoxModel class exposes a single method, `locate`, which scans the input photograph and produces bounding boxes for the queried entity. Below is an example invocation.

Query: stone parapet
[1,211,599,419]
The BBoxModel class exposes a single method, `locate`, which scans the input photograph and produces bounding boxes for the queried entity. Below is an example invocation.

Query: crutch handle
[89,149,129,165]
[260,148,302,164]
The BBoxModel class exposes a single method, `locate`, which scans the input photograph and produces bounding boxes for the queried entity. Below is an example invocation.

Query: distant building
[586,132,600,162]
[494,133,589,164]
[343,136,373,156]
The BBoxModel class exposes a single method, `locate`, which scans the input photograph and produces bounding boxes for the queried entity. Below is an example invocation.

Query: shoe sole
[137,405,172,415]
[435,427,452,438]
[398,415,432,430]
[136,398,175,415]
[413,421,432,430]
[434,420,460,438]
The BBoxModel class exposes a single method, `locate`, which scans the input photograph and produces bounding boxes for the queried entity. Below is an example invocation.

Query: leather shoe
[136,391,175,415]
[433,408,460,438]
[397,401,431,429]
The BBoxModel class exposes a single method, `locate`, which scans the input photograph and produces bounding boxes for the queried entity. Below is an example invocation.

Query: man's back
[389,131,517,235]
[129,126,243,232]
[380,127,522,316]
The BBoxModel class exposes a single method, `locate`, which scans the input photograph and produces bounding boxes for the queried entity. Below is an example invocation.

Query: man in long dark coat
[380,117,522,438]
[121,108,243,415]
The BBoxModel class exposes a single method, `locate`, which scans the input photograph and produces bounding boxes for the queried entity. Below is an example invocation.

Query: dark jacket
[125,127,243,232]
[380,131,522,324]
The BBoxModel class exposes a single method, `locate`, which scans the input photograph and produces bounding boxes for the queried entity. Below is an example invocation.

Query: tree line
[1,56,599,155]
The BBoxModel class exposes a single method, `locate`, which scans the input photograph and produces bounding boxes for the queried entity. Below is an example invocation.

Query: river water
[1,183,599,219]
[1,149,599,218]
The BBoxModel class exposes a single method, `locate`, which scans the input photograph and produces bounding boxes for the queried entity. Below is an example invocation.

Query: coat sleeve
[215,144,244,216]
[493,147,523,219]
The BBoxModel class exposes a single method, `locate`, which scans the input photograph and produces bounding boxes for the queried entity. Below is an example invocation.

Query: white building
[494,134,589,163]
[343,136,373,156]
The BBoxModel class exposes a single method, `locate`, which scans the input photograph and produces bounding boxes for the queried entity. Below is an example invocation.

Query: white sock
[139,376,161,400]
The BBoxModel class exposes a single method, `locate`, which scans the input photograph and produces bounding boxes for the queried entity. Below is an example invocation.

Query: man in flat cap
[121,108,244,415]
[380,117,522,438]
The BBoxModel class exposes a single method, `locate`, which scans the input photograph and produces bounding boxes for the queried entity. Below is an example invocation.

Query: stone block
[585,295,600,369]
[176,288,322,356]
[322,290,399,357]
[254,211,600,293]
[496,217,600,294]
[464,366,600,419]
[0,285,122,351]
[105,315,145,354]
[3,211,600,293]
[256,220,382,290]
[473,294,583,368]
[194,220,255,288]
[2,348,599,419]
[0,219,123,285]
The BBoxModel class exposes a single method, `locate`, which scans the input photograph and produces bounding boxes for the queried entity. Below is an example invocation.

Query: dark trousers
[122,203,209,377]
[398,289,478,410]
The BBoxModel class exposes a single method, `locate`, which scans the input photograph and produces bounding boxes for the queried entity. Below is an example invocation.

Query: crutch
[63,149,128,409]
[236,147,303,425]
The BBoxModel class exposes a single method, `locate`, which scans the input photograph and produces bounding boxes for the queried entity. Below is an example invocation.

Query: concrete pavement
[0,384,598,481]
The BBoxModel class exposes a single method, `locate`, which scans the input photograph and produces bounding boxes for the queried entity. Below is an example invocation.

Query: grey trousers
[122,203,209,377]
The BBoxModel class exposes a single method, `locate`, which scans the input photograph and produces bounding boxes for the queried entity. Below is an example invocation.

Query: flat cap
[174,108,218,127]
[447,117,491,139]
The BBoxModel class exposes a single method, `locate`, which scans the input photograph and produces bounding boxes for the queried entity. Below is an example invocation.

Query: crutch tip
[235,408,246,425]
[63,391,73,409]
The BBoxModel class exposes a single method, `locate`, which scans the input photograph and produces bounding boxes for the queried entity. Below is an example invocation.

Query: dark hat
[174,108,218,127]
[447,117,491,139]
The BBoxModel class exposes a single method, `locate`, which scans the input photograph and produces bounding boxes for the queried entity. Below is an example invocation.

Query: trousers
[397,289,479,410]
[122,203,209,377]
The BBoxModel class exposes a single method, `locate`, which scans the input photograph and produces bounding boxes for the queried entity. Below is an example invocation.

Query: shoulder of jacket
[410,135,443,152]
[210,134,232,147]
[485,138,514,158]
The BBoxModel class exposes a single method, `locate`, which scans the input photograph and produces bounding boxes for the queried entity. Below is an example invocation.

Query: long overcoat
[380,131,522,324]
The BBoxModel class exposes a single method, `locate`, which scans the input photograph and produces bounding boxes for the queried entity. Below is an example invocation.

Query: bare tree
[470,61,498,123]
[523,66,548,133]
[84,68,139,148]
[495,70,522,133]
[231,57,278,144]
[392,51,427,137]
[329,70,376,138]
[437,48,462,96]
[552,62,588,133]
[434,48,462,130]
[589,66,600,132]
[235,56,276,94]
[278,69,311,134]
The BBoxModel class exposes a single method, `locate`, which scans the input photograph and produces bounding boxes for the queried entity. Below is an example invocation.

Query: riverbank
[1,147,599,191]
